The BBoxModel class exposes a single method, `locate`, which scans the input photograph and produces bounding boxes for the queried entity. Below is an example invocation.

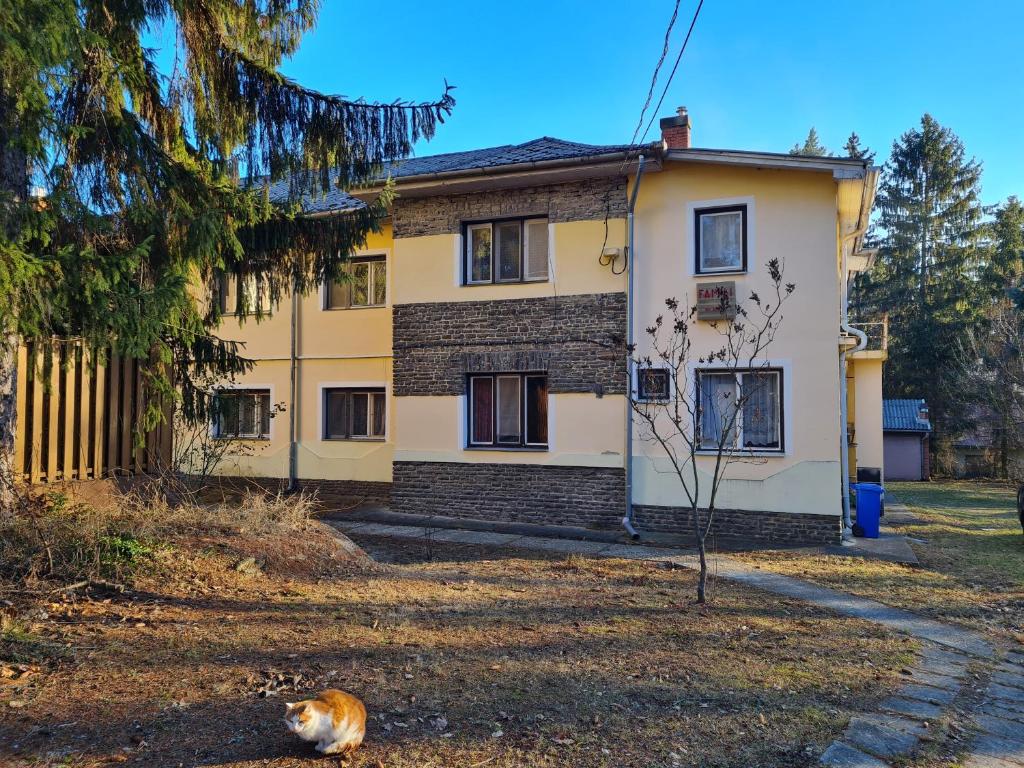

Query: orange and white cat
[284,689,366,757]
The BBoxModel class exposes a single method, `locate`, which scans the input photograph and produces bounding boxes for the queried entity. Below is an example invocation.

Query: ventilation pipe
[286,270,300,492]
[622,154,646,541]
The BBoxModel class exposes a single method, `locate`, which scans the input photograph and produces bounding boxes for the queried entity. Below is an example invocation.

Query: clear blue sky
[274,0,1022,205]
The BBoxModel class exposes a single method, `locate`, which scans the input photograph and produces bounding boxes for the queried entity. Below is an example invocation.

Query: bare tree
[629,259,795,603]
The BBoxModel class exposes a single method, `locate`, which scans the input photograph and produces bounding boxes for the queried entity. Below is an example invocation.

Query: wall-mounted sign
[696,281,737,321]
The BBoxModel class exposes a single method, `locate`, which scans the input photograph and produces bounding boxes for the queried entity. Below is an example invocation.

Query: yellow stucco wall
[851,355,885,479]
[630,161,844,516]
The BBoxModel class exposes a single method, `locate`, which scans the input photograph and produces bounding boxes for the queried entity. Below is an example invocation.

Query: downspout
[622,154,646,541]
[838,170,877,540]
[286,270,300,492]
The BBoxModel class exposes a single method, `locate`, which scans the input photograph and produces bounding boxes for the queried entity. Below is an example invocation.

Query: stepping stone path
[330,520,1024,767]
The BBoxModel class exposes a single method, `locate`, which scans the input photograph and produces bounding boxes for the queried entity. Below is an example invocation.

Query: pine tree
[985,197,1024,296]
[0,1,454,507]
[853,114,984,444]
[843,132,876,164]
[789,127,829,156]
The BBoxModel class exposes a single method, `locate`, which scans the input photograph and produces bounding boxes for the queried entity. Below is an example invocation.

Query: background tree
[984,197,1024,297]
[843,132,876,163]
[0,1,454,508]
[629,261,794,603]
[789,127,829,157]
[852,114,984,448]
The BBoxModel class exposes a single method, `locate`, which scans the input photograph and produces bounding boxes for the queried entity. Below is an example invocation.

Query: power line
[627,0,682,148]
[638,0,705,145]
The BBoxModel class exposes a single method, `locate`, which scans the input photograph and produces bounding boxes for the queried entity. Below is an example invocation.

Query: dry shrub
[0,486,318,587]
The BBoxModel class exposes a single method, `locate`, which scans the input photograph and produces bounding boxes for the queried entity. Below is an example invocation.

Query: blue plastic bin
[851,483,884,538]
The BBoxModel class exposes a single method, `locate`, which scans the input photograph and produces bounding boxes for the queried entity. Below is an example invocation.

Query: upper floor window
[465,218,549,285]
[213,389,271,439]
[695,204,747,274]
[217,273,272,315]
[698,369,782,451]
[324,387,386,440]
[325,255,387,309]
[468,373,548,448]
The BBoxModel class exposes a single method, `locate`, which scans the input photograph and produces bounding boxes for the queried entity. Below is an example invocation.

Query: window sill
[213,436,271,442]
[461,279,551,287]
[322,437,386,442]
[694,270,747,278]
[465,445,549,452]
[322,304,387,311]
[695,448,785,457]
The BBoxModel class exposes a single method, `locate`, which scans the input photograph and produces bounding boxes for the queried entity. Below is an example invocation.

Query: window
[636,366,672,402]
[324,388,386,439]
[468,373,548,448]
[325,256,387,309]
[465,218,549,284]
[695,205,747,274]
[217,273,272,315]
[213,389,271,439]
[698,369,782,451]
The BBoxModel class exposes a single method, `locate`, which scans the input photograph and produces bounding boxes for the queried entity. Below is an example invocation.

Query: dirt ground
[1,529,917,768]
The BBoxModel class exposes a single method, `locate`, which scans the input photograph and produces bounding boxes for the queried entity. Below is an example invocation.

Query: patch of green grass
[0,620,67,665]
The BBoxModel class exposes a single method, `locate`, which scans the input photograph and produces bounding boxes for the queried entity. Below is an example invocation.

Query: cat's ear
[284,702,296,712]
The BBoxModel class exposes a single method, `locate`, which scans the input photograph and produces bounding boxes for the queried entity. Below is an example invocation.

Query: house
[197,108,884,547]
[883,399,931,481]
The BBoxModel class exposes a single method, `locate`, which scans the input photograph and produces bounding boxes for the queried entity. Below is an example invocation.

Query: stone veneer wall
[197,476,392,506]
[392,293,626,396]
[392,177,627,238]
[392,461,626,528]
[633,504,841,547]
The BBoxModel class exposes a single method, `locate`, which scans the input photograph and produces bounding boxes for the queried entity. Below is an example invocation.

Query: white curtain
[741,373,779,448]
[700,211,743,270]
[700,373,737,448]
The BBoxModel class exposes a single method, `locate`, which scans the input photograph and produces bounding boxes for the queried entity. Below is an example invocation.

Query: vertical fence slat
[78,346,91,478]
[106,354,121,474]
[29,346,43,484]
[63,343,77,479]
[93,353,106,479]
[46,347,59,482]
[133,363,144,473]
[119,357,132,472]
[14,344,28,480]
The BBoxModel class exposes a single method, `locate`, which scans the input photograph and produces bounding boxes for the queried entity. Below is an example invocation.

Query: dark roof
[263,137,636,215]
[883,399,931,433]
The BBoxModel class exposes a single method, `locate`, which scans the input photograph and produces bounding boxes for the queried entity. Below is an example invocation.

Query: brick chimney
[660,106,691,149]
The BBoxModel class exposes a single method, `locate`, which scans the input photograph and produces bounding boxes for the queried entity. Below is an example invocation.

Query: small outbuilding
[883,399,931,481]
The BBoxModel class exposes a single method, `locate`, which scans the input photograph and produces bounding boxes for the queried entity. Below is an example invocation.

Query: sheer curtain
[700,373,737,448]
[700,211,743,270]
[741,372,779,448]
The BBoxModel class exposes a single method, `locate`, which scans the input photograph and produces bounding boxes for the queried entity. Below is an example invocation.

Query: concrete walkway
[330,519,1024,768]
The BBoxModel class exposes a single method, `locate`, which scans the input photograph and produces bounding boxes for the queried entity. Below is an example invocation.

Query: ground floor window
[324,388,386,440]
[468,373,548,448]
[214,389,271,439]
[698,369,782,451]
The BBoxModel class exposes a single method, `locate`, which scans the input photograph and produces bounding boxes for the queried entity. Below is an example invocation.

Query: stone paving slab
[844,715,921,758]
[426,528,521,546]
[976,713,1024,741]
[969,733,1024,765]
[989,683,1024,705]
[898,667,963,690]
[981,702,1024,723]
[993,669,1024,690]
[877,695,945,721]
[965,753,1024,768]
[819,741,890,768]
[895,682,958,707]
[512,536,610,554]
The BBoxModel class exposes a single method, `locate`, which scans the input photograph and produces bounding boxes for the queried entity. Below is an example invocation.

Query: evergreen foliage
[853,114,984,438]
[0,0,454,464]
[843,132,876,163]
[789,127,829,157]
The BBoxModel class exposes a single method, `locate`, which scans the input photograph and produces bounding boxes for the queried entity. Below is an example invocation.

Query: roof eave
[665,148,870,176]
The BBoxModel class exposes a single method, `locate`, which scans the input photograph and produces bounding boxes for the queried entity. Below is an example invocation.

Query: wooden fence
[13,340,172,484]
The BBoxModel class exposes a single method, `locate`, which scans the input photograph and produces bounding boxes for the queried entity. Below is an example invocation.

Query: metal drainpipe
[622,154,646,541]
[286,272,299,492]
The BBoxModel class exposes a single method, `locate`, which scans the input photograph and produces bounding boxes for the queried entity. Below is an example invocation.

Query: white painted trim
[320,248,391,310]
[465,223,493,284]
[683,358,792,457]
[243,354,393,362]
[685,195,756,277]
[453,234,463,288]
[316,380,390,442]
[209,382,277,442]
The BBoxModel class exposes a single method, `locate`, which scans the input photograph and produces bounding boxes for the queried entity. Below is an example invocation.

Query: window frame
[216,273,272,316]
[212,388,272,440]
[695,368,784,453]
[694,204,748,275]
[323,254,388,310]
[635,365,673,403]
[466,372,549,450]
[322,386,387,441]
[462,216,549,286]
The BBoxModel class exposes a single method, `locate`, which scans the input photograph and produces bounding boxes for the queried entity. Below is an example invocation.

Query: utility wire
[627,0,682,148]
[637,0,705,145]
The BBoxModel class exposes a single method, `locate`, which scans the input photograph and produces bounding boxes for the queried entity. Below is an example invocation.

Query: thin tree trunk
[0,332,18,517]
[693,505,707,603]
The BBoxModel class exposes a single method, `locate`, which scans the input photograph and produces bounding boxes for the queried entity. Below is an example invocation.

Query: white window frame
[218,273,272,316]
[463,217,551,285]
[317,381,390,442]
[686,196,756,277]
[696,367,784,454]
[210,384,275,441]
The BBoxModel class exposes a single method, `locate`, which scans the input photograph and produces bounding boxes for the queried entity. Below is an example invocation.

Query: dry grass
[0,531,916,768]
[732,480,1024,644]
